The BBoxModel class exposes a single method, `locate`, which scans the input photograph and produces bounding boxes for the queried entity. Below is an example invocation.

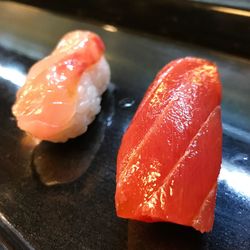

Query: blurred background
[3,0,250,58]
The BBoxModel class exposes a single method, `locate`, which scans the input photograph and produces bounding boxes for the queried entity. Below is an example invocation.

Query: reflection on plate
[32,85,115,186]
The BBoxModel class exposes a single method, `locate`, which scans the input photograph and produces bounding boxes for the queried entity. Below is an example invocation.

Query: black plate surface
[0,2,249,249]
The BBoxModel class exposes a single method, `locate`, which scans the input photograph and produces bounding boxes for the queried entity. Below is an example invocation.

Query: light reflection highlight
[209,6,250,17]
[0,211,34,249]
[102,24,118,32]
[0,212,11,226]
[0,64,26,86]
[21,134,41,149]
[223,123,250,144]
[220,161,250,198]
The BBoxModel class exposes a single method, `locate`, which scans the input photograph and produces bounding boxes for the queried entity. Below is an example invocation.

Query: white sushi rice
[52,56,110,142]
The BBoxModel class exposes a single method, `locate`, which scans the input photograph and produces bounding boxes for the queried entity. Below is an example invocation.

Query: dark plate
[0,2,249,250]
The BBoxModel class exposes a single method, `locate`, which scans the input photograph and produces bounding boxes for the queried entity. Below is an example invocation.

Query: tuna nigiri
[115,57,222,233]
[12,30,110,142]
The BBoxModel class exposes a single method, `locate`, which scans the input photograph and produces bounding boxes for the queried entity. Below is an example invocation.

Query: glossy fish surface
[116,57,222,233]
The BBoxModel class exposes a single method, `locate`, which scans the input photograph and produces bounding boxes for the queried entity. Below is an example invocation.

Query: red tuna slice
[115,57,222,233]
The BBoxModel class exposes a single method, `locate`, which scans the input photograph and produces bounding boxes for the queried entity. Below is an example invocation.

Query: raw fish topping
[115,57,222,233]
[12,31,109,142]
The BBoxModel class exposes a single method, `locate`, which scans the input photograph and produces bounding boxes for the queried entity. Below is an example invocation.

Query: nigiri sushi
[115,57,222,233]
[12,30,110,142]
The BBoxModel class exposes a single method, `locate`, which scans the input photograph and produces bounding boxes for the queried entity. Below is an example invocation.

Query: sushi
[115,57,222,233]
[12,30,110,142]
